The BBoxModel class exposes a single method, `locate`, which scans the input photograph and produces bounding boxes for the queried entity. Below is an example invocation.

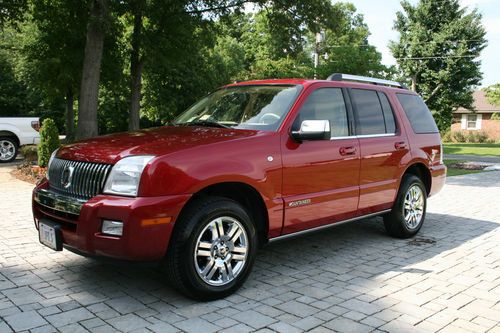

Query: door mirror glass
[291,120,330,142]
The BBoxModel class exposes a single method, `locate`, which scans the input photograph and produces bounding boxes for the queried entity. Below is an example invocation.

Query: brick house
[451,90,500,140]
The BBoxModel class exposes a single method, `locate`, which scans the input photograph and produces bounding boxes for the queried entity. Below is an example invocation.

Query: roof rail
[326,73,407,89]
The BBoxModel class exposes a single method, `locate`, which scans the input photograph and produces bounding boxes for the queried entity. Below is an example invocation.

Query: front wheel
[0,137,18,163]
[384,174,427,238]
[165,197,257,300]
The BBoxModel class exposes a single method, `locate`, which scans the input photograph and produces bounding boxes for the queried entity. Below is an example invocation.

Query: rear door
[281,85,360,234]
[349,88,410,215]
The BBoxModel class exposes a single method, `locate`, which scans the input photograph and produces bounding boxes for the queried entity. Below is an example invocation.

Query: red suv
[33,74,446,299]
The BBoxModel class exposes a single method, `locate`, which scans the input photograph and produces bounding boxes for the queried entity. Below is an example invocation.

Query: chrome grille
[48,158,112,199]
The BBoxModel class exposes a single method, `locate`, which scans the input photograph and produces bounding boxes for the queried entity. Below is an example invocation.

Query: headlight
[103,155,154,197]
[46,149,59,180]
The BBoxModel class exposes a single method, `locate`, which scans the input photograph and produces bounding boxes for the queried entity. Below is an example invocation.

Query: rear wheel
[384,174,427,238]
[0,137,18,163]
[165,197,257,300]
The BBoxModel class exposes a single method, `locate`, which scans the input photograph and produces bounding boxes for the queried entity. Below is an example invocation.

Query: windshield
[174,85,301,131]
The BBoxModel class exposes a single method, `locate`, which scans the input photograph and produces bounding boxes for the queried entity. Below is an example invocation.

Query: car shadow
[1,212,498,318]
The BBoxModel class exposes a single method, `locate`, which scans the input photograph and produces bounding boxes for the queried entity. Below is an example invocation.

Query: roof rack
[326,73,407,89]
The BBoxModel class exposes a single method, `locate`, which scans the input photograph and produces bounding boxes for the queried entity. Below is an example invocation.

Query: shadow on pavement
[1,211,498,312]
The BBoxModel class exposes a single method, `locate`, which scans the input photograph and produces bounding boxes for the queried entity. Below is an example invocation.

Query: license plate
[39,221,62,251]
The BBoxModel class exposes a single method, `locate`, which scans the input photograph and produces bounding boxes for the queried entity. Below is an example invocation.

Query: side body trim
[269,209,391,243]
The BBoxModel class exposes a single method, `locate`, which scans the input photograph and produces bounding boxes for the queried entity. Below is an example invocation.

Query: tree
[315,3,387,79]
[484,84,500,106]
[0,0,27,27]
[390,0,486,131]
[76,0,108,140]
[75,0,338,138]
[21,0,89,141]
[0,24,46,119]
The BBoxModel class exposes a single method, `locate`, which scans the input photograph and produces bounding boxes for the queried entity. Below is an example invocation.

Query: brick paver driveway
[1,164,499,333]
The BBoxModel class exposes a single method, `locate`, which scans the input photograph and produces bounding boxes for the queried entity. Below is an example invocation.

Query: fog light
[102,220,123,236]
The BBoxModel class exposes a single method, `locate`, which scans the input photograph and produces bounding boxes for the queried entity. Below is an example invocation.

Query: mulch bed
[11,162,46,184]
[447,161,488,170]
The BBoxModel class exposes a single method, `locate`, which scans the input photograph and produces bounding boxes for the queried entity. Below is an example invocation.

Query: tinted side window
[293,88,349,138]
[377,92,396,133]
[397,94,439,134]
[351,89,386,135]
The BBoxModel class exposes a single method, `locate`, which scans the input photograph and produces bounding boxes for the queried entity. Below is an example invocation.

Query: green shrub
[451,130,492,143]
[441,130,452,142]
[491,113,500,120]
[452,131,467,143]
[38,118,60,167]
[473,131,491,143]
[20,145,38,162]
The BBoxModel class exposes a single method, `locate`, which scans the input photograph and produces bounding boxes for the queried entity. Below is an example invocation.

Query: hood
[57,126,261,164]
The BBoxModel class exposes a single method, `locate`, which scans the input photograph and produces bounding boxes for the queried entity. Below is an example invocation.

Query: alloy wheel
[194,216,248,286]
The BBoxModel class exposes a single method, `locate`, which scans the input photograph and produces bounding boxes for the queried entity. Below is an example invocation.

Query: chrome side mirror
[290,120,330,142]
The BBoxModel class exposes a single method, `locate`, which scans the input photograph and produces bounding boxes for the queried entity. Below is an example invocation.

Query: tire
[0,137,18,163]
[384,174,427,239]
[165,196,258,300]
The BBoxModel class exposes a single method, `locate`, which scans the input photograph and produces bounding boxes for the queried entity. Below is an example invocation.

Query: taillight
[31,120,40,132]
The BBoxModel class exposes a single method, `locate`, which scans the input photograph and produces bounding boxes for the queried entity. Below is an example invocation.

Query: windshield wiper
[184,121,231,129]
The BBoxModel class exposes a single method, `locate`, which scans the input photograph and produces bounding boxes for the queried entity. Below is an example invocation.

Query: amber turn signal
[141,217,172,226]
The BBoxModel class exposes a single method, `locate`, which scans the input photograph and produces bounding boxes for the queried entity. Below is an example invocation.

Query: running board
[268,209,391,243]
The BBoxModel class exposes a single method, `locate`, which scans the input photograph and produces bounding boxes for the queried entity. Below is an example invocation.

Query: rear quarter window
[396,94,439,134]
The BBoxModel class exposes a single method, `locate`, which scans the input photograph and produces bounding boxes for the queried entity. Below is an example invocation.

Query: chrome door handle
[339,146,356,156]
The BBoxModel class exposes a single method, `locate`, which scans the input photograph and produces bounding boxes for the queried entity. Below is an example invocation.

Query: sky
[349,0,500,87]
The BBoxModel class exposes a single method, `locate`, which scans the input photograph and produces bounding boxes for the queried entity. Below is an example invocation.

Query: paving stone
[232,309,276,329]
[1,165,500,332]
[105,296,147,315]
[174,317,219,333]
[58,323,89,333]
[3,310,47,331]
[292,316,324,331]
[30,324,58,333]
[269,321,303,333]
[107,313,150,332]
[275,300,318,317]
[219,323,254,333]
[147,322,179,333]
[45,308,95,328]
[323,317,373,333]
[213,317,240,328]
[1,286,44,306]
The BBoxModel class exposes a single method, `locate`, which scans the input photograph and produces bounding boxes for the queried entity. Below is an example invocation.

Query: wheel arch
[175,182,269,246]
[0,131,20,147]
[402,162,432,196]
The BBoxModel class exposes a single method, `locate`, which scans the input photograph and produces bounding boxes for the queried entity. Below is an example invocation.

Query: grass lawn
[443,143,500,156]
[444,159,487,177]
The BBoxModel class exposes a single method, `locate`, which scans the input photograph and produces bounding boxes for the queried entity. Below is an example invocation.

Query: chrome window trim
[356,133,396,139]
[330,133,396,140]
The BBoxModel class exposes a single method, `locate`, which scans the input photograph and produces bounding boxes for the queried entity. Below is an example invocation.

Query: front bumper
[33,180,191,261]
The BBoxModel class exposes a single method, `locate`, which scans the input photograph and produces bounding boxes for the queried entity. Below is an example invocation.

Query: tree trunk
[128,7,143,131]
[75,0,107,140]
[65,88,75,142]
[411,75,417,92]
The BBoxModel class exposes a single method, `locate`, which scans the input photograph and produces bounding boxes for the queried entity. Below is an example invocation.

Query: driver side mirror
[290,120,331,142]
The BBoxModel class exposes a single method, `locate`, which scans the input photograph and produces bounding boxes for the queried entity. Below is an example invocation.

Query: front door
[281,86,361,234]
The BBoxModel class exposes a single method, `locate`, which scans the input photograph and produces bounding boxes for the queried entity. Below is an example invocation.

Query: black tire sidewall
[394,175,427,236]
[0,137,18,163]
[176,199,257,299]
